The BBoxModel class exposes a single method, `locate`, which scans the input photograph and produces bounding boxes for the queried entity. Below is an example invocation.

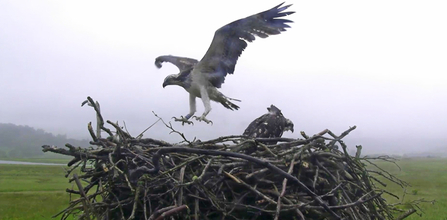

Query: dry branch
[43,97,420,220]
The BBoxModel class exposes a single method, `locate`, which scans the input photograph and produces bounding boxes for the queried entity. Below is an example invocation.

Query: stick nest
[42,97,416,220]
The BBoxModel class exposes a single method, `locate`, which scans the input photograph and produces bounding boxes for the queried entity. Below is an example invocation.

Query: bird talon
[172,116,194,126]
[193,116,213,125]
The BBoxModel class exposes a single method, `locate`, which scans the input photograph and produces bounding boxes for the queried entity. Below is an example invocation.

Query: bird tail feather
[219,95,240,110]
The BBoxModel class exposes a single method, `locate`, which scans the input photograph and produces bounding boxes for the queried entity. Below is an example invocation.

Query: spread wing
[195,2,294,88]
[155,55,199,72]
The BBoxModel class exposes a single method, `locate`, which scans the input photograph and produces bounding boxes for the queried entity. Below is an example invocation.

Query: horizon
[1,1,446,155]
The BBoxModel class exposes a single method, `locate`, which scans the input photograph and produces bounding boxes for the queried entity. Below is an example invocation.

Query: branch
[138,146,341,219]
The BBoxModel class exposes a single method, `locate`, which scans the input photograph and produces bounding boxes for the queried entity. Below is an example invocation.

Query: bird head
[285,119,294,133]
[163,75,180,88]
[267,104,282,115]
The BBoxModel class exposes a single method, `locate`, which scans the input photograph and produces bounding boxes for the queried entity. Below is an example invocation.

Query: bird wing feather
[196,2,294,88]
[243,114,270,136]
[155,55,199,72]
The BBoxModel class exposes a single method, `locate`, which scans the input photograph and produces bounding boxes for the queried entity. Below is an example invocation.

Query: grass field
[0,157,71,164]
[373,158,447,219]
[0,158,446,219]
[0,164,76,220]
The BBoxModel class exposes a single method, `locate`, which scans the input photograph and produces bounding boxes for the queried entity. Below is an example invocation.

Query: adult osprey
[155,3,294,124]
[243,105,294,144]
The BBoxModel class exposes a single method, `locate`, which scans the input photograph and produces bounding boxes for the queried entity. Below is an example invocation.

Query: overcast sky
[1,0,446,154]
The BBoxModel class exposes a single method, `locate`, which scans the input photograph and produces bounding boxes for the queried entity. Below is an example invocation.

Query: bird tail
[219,95,241,110]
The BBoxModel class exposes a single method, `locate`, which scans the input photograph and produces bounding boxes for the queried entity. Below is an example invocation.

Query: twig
[136,118,162,139]
[43,101,419,220]
[127,186,141,220]
[73,174,93,220]
[139,146,341,219]
[395,209,416,220]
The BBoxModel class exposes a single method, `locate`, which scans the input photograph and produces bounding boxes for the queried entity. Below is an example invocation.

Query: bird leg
[193,87,213,124]
[172,94,197,126]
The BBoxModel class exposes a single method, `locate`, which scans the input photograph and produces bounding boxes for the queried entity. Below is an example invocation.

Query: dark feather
[155,55,199,72]
[243,104,293,144]
[196,2,294,88]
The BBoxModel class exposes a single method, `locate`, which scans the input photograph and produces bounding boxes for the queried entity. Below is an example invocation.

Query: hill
[0,123,89,159]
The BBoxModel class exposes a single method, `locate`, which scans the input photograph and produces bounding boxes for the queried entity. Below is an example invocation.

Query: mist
[1,0,446,155]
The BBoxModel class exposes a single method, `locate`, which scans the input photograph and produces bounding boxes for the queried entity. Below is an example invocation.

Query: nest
[42,97,417,220]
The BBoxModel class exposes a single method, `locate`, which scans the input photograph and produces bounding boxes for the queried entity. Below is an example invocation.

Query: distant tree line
[0,123,89,158]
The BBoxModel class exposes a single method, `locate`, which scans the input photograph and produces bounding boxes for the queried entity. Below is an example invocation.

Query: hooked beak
[162,78,171,88]
[162,76,177,88]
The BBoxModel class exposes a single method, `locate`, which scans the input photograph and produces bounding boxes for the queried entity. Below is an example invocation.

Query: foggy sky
[1,0,446,155]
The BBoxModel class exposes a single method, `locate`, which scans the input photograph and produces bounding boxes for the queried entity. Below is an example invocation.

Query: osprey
[155,3,294,124]
[243,104,294,144]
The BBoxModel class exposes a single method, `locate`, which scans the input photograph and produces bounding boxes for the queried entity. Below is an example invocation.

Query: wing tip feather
[154,61,162,69]
[275,2,293,12]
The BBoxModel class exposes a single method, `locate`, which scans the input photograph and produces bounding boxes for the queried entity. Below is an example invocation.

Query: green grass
[0,164,76,220]
[0,164,71,192]
[0,192,73,220]
[0,157,71,164]
[371,158,447,219]
[1,158,446,219]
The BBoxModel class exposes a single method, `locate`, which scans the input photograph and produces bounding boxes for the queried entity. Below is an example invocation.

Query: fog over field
[1,1,446,155]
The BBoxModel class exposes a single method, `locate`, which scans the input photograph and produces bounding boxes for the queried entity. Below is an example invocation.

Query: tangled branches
[42,97,417,220]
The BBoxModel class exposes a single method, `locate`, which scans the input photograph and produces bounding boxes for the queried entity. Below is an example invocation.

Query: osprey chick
[243,104,294,144]
[155,3,294,125]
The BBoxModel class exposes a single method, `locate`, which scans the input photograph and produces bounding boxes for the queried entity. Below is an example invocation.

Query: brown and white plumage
[155,3,294,124]
[243,104,294,144]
